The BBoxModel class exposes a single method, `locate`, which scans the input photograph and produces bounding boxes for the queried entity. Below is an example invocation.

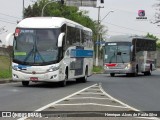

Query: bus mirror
[5,33,14,47]
[100,43,105,50]
[102,43,105,47]
[58,33,65,47]
[131,45,133,52]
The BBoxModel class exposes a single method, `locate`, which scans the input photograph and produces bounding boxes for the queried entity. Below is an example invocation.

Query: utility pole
[23,0,24,19]
[95,6,103,66]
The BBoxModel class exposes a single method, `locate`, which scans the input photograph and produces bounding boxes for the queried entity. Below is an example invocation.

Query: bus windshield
[13,28,60,65]
[104,42,131,63]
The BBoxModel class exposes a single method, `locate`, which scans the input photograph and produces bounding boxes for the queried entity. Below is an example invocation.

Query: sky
[0,0,160,46]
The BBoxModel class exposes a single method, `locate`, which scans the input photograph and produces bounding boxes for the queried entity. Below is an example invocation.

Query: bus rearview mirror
[58,33,65,47]
[131,45,133,52]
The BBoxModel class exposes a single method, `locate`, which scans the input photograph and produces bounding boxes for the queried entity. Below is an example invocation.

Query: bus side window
[66,26,73,47]
[62,36,66,56]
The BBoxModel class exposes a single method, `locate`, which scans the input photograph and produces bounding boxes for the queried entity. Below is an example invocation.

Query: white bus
[12,17,93,86]
[103,35,157,77]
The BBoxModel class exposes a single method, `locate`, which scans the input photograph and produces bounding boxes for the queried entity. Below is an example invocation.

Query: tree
[24,0,107,42]
[146,33,159,41]
[146,33,160,49]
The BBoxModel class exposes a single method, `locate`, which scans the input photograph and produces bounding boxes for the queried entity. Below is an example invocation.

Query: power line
[108,30,135,35]
[0,12,21,19]
[0,19,16,25]
[103,21,160,35]
[0,18,17,23]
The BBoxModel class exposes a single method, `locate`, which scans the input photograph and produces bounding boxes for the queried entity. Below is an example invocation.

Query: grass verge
[93,65,104,73]
[0,55,12,79]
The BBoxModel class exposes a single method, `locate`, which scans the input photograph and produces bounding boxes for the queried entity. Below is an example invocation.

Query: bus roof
[106,35,155,42]
[17,17,88,29]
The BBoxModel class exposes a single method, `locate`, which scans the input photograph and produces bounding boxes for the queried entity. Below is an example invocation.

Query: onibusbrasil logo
[136,10,147,20]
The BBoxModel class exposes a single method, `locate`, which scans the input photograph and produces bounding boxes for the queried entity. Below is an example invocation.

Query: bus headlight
[12,66,21,71]
[47,65,60,72]
[125,63,131,69]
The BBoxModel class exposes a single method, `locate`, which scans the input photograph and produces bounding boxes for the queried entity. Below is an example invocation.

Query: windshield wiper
[109,52,116,63]
[24,41,45,63]
[34,48,45,63]
[24,47,34,62]
[117,51,124,64]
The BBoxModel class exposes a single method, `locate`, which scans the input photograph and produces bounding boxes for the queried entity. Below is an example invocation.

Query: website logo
[136,10,147,20]
[2,112,12,117]
[138,10,145,16]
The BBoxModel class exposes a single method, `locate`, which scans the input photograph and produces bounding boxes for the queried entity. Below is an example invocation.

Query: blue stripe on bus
[71,49,93,58]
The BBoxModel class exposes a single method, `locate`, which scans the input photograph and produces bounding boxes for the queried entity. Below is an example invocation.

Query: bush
[0,69,12,79]
[92,65,103,73]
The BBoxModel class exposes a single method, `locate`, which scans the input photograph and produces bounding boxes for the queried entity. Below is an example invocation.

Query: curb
[0,79,12,84]
[93,72,104,74]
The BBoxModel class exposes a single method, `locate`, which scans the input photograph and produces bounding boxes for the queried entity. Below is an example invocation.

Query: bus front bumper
[12,69,64,82]
[104,68,133,74]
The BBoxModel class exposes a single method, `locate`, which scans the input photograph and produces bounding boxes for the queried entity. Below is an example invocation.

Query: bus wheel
[144,69,152,76]
[59,72,67,87]
[81,68,88,83]
[148,69,152,75]
[22,81,29,86]
[133,66,138,77]
[110,73,115,77]
[126,73,131,77]
[148,65,152,75]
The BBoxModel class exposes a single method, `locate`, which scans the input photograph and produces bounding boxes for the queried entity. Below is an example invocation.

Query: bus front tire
[144,65,152,76]
[22,81,29,86]
[82,68,88,83]
[144,70,151,76]
[59,72,67,87]
[110,73,115,77]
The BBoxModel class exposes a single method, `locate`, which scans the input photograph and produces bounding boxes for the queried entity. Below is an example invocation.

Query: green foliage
[0,70,12,79]
[157,43,160,50]
[24,0,107,43]
[92,65,103,73]
[0,56,12,79]
[146,33,159,41]
[24,0,95,29]
[146,33,160,49]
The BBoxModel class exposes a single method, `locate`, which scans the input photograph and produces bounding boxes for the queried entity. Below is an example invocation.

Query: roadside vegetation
[0,56,12,79]
[92,65,103,73]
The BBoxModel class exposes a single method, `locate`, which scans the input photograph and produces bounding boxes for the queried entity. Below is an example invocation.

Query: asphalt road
[96,70,160,111]
[0,69,160,112]
[0,80,96,111]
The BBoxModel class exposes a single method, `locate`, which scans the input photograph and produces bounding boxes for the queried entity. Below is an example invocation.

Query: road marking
[79,92,103,95]
[87,89,101,91]
[99,84,160,120]
[99,84,139,111]
[68,97,112,100]
[17,84,98,120]
[17,82,160,120]
[55,103,128,108]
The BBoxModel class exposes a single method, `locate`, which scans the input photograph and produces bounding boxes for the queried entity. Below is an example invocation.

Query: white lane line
[99,85,139,111]
[99,84,160,120]
[17,84,98,120]
[67,97,112,100]
[55,103,128,108]
[79,92,103,95]
[87,89,101,91]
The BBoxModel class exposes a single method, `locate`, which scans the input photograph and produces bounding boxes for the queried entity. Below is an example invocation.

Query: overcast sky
[0,0,160,45]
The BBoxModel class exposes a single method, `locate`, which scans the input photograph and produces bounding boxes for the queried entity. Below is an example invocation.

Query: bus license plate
[30,77,38,81]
